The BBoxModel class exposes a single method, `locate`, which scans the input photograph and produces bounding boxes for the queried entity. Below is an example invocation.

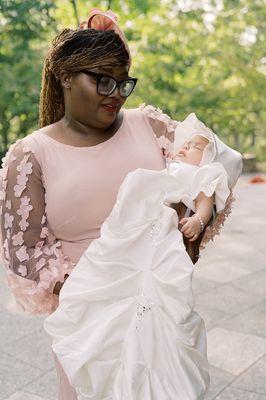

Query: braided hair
[39,28,129,128]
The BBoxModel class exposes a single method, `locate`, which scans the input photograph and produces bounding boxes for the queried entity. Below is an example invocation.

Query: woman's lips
[101,104,117,113]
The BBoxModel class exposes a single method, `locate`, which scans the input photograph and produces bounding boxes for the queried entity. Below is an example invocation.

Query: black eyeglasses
[80,70,138,98]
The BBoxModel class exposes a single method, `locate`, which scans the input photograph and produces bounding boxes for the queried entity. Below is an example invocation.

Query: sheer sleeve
[0,139,75,315]
[139,104,180,158]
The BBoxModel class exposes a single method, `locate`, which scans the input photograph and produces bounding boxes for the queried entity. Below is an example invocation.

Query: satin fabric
[45,167,212,399]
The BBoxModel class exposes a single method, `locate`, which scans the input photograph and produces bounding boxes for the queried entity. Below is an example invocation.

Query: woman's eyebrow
[97,67,129,79]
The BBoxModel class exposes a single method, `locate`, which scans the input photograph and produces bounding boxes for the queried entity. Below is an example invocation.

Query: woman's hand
[179,215,202,242]
[53,274,69,295]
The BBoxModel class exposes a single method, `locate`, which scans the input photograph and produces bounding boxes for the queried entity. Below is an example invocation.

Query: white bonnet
[174,113,243,188]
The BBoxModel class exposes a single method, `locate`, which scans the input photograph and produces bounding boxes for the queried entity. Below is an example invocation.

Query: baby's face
[174,135,209,166]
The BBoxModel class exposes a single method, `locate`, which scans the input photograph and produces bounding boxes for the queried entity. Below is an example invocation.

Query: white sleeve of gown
[166,161,230,213]
[189,162,230,213]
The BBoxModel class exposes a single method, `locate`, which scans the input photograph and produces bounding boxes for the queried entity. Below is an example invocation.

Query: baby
[172,134,214,242]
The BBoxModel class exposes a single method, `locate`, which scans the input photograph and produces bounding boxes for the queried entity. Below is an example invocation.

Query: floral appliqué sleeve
[139,103,180,159]
[0,139,75,315]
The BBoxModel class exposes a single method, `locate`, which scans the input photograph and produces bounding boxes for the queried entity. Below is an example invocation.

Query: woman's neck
[49,110,124,147]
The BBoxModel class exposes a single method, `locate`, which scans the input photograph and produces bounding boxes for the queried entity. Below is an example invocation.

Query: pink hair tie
[80,8,131,66]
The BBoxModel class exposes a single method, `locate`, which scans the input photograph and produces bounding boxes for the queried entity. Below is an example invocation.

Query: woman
[0,8,235,400]
[0,9,180,399]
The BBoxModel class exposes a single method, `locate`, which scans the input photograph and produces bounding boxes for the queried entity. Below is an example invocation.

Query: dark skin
[42,65,129,147]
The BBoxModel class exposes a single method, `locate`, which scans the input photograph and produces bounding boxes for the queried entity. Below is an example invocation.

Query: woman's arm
[139,104,179,157]
[0,140,75,314]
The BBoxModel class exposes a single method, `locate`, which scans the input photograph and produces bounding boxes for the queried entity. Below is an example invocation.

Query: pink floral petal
[17,199,33,218]
[10,153,17,162]
[20,196,30,206]
[22,145,33,153]
[19,218,29,231]
[35,257,46,272]
[200,190,235,250]
[17,173,28,186]
[5,200,11,209]
[18,264,27,277]
[3,238,10,261]
[4,212,14,229]
[15,245,29,262]
[0,190,5,201]
[40,227,49,238]
[43,246,52,256]
[17,161,33,176]
[35,240,44,247]
[12,231,24,246]
[14,183,27,198]
[34,247,43,258]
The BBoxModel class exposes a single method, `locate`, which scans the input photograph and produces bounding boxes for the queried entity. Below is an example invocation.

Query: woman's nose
[108,86,121,99]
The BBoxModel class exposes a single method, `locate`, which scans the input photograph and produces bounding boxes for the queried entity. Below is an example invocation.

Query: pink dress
[0,104,178,399]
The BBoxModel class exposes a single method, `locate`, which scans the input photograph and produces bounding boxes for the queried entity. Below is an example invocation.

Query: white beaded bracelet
[194,213,204,232]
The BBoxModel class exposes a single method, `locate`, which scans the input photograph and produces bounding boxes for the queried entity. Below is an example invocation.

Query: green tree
[122,0,266,154]
[1,0,265,159]
[0,0,56,154]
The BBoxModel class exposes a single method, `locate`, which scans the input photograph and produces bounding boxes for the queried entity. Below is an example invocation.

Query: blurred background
[0,0,265,168]
[0,1,266,400]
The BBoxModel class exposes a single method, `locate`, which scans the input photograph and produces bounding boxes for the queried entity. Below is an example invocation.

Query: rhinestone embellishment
[136,292,154,331]
[149,220,161,245]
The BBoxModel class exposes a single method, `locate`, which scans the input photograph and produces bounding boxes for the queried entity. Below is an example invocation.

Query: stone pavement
[0,173,265,400]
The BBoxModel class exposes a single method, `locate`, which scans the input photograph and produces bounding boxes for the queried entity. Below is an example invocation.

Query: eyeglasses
[80,70,138,98]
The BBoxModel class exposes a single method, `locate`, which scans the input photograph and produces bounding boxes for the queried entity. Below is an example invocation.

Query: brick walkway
[0,173,265,400]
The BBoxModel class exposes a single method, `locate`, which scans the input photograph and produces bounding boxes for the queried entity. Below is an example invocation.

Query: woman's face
[61,65,129,129]
[174,135,209,166]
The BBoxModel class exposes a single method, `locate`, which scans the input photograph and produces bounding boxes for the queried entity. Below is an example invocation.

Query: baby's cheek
[189,151,202,165]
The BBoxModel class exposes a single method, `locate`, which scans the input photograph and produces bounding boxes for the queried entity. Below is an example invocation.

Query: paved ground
[0,173,265,400]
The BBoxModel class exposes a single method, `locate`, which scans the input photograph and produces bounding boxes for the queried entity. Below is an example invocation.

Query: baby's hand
[179,215,202,241]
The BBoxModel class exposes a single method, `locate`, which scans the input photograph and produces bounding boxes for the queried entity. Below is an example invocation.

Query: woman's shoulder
[7,124,58,154]
[126,104,179,145]
[1,127,50,173]
[126,103,178,129]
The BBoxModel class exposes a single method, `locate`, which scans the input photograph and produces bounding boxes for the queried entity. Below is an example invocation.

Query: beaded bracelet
[194,213,204,232]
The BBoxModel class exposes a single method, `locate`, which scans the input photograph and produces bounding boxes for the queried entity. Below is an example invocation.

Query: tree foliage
[0,0,56,155]
[0,0,265,159]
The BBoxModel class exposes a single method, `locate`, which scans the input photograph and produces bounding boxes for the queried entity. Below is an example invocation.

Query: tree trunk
[251,131,256,147]
[0,113,10,154]
[70,0,80,27]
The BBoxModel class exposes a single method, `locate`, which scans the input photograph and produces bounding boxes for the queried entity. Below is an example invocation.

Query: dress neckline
[37,110,127,150]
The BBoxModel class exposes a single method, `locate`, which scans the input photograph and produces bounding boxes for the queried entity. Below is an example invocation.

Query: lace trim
[139,103,178,157]
[200,190,235,250]
[139,103,178,132]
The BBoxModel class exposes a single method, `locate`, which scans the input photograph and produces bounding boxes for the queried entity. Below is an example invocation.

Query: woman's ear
[59,70,73,89]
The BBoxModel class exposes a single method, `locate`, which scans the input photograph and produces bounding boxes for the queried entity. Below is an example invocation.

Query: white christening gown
[44,160,229,400]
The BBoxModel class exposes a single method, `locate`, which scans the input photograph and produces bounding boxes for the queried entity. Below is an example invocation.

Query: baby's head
[174,134,209,166]
[173,113,243,188]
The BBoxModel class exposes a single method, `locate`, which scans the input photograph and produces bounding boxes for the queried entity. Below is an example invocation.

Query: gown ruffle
[44,162,229,400]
